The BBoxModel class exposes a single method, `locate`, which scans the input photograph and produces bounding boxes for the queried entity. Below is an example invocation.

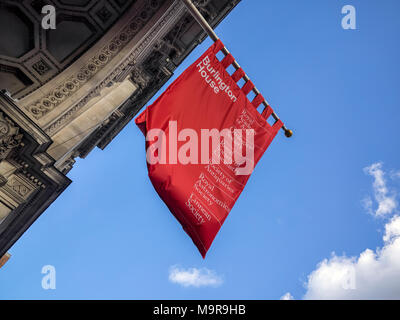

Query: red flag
[135,40,283,257]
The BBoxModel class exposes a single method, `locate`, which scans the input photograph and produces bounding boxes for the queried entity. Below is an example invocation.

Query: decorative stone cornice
[43,0,186,136]
[0,112,23,161]
[25,0,163,121]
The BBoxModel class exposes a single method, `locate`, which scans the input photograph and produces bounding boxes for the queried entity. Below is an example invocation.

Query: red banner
[135,40,283,257]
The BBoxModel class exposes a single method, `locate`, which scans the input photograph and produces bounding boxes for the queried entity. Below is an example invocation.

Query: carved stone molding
[0,92,71,258]
[43,0,186,136]
[0,112,23,161]
[24,0,163,121]
[0,0,137,99]
[6,176,34,200]
[131,66,151,93]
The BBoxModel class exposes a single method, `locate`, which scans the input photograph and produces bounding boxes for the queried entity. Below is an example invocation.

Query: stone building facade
[0,0,240,265]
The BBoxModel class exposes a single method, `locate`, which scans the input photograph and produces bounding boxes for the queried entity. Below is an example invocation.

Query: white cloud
[169,266,223,288]
[280,292,294,300]
[303,215,400,299]
[383,215,400,242]
[363,162,397,217]
[280,163,400,300]
[390,170,400,180]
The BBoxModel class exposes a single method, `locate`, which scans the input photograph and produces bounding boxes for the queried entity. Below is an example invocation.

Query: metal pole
[181,0,292,137]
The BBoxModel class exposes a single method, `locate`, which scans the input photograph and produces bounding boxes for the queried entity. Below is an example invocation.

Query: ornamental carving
[25,0,162,120]
[0,112,23,161]
[44,0,185,135]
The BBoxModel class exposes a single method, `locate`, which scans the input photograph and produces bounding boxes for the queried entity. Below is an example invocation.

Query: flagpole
[181,0,293,138]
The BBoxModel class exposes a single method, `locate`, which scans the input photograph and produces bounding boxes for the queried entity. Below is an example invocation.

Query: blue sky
[1,0,400,299]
